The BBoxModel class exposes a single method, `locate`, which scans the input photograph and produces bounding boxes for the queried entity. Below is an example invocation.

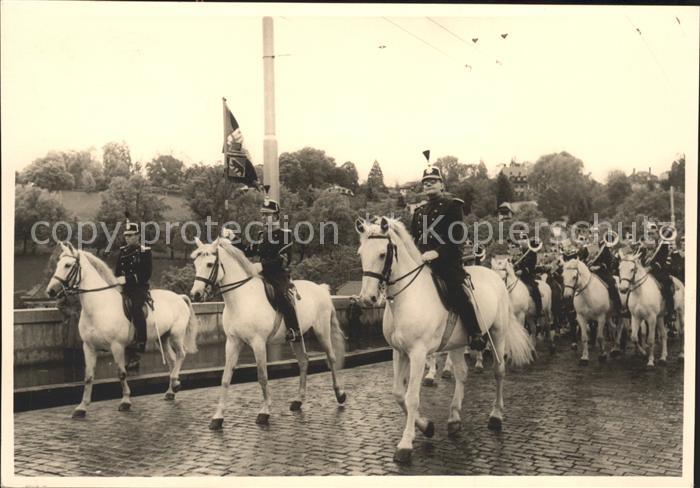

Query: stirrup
[285,328,302,343]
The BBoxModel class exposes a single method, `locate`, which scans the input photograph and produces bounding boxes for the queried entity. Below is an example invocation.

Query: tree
[279,147,338,193]
[146,155,185,188]
[613,188,684,233]
[64,150,105,190]
[605,170,632,209]
[102,141,133,180]
[21,154,76,191]
[528,152,592,222]
[290,245,362,294]
[335,161,360,192]
[159,265,197,296]
[365,160,387,199]
[495,172,515,206]
[15,185,69,253]
[661,154,685,192]
[95,175,169,251]
[434,155,468,189]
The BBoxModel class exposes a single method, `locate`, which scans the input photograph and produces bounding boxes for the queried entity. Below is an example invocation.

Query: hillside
[56,190,192,221]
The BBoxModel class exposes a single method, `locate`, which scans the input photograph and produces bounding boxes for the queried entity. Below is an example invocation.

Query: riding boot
[278,288,302,343]
[663,279,675,321]
[451,285,486,351]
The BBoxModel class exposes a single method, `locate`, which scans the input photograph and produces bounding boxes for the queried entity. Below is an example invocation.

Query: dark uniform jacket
[410,195,466,277]
[669,250,684,282]
[588,242,614,272]
[247,227,294,283]
[115,244,152,290]
[646,240,670,270]
[514,249,537,275]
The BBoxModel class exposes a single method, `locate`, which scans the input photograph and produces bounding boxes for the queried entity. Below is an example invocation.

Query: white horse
[355,217,534,463]
[491,257,554,352]
[617,250,685,366]
[46,242,199,418]
[561,259,617,365]
[190,238,346,429]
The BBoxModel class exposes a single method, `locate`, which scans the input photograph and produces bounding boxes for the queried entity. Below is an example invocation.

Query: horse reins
[361,235,425,301]
[52,254,120,297]
[194,251,254,299]
[618,257,650,293]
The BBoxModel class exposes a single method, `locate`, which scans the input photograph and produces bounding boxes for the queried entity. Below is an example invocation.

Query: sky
[1,3,698,186]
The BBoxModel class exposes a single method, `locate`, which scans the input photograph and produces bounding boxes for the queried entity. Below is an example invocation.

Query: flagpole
[670,185,675,227]
[262,17,280,202]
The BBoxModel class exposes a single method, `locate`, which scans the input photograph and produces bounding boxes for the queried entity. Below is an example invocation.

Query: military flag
[222,98,261,189]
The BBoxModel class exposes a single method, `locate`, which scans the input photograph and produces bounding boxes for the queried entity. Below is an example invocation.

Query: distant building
[500,161,532,200]
[325,184,354,197]
[497,200,538,221]
[629,167,659,191]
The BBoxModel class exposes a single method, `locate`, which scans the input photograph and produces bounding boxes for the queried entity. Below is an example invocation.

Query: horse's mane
[383,218,423,264]
[218,240,260,276]
[78,250,119,285]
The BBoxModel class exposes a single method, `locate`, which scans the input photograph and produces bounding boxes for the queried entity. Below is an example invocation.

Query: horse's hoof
[118,402,131,411]
[209,418,223,431]
[579,359,589,366]
[172,382,182,393]
[610,350,621,359]
[164,392,175,401]
[571,343,578,350]
[646,363,655,370]
[441,370,453,379]
[71,409,86,419]
[336,392,347,405]
[447,421,462,437]
[393,448,412,464]
[255,413,270,425]
[289,400,302,411]
[420,420,435,438]
[487,416,503,432]
[598,354,607,363]
[422,378,436,387]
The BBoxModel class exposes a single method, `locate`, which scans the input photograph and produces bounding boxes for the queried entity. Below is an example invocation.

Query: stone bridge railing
[14,298,385,366]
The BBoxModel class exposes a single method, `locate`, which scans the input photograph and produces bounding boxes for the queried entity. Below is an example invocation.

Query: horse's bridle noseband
[618,257,648,292]
[563,262,591,296]
[193,249,253,298]
[52,254,119,297]
[361,235,424,300]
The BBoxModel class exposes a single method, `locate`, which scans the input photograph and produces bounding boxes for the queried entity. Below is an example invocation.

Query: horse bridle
[361,235,424,300]
[193,249,253,298]
[563,262,591,296]
[52,254,119,297]
[618,257,649,292]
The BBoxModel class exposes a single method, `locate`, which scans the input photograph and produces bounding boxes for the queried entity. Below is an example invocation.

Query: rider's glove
[116,276,126,285]
[421,250,439,263]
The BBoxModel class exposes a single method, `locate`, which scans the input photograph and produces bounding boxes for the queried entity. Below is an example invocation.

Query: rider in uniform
[668,235,684,284]
[410,158,486,351]
[247,196,302,343]
[586,230,622,316]
[513,236,543,318]
[115,220,152,368]
[645,225,675,321]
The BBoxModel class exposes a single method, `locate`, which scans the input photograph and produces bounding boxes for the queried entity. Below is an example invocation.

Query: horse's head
[561,259,581,299]
[190,237,224,302]
[490,255,510,282]
[617,249,641,294]
[355,216,394,306]
[46,241,81,298]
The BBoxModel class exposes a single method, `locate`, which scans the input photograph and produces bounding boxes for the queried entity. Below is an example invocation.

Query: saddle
[262,279,302,312]
[430,274,451,311]
[122,291,154,323]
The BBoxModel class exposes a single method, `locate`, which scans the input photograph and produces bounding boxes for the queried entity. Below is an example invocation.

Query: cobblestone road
[13,340,684,476]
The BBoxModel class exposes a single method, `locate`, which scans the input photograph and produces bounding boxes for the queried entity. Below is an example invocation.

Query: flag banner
[222,98,260,188]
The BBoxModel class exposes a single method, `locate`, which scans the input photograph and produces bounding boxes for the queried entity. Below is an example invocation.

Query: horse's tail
[180,294,199,354]
[319,283,346,370]
[501,289,535,367]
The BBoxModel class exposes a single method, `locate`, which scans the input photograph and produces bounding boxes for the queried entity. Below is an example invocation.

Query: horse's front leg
[110,343,132,411]
[446,347,467,436]
[72,343,97,419]
[251,337,272,425]
[209,335,242,430]
[488,330,507,432]
[596,314,609,363]
[645,316,657,368]
[658,316,668,364]
[394,348,429,464]
[576,314,590,366]
[442,353,454,379]
[473,350,484,373]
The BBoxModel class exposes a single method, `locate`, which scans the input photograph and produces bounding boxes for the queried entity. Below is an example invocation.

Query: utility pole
[670,186,675,227]
[262,17,279,202]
